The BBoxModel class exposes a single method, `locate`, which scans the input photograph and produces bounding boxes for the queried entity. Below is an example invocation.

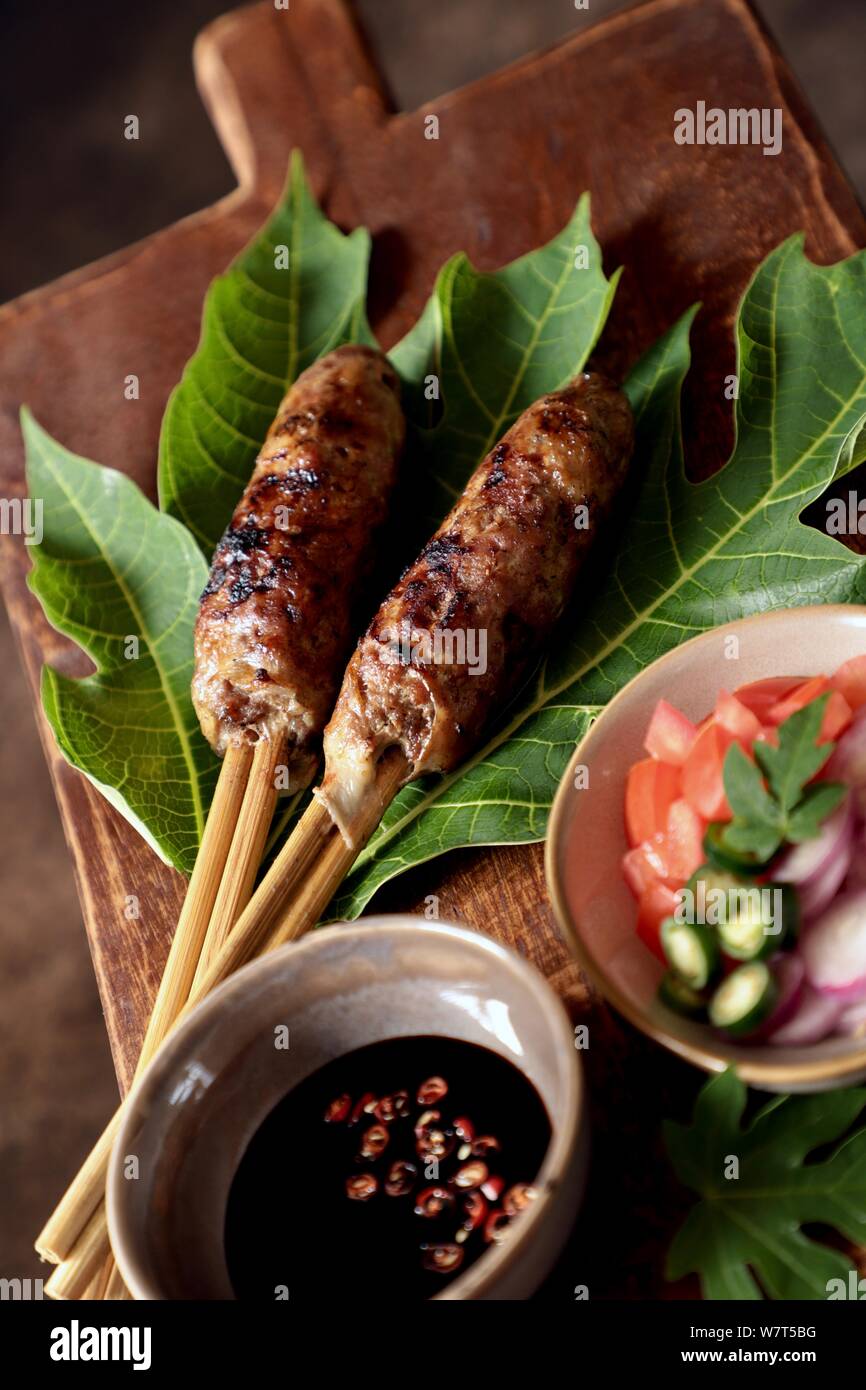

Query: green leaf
[665,1069,866,1300]
[332,236,866,919]
[721,695,848,858]
[390,193,620,526]
[158,150,373,556]
[23,411,215,872]
[786,780,847,842]
[721,819,782,864]
[722,744,780,832]
[754,696,832,809]
[834,420,866,480]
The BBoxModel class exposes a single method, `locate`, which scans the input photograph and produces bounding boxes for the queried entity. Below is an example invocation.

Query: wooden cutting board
[1,0,864,1298]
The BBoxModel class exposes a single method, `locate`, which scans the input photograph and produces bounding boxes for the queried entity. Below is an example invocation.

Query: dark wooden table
[1,0,864,1297]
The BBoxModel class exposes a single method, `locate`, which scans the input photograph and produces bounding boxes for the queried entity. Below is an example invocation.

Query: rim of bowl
[545,603,866,1089]
[108,915,584,1302]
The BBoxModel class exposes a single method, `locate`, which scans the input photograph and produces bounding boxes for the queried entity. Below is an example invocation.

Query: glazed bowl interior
[108,917,584,1300]
[546,605,866,1092]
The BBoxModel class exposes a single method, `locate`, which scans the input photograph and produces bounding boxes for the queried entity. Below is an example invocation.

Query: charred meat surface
[193,345,405,785]
[318,371,634,840]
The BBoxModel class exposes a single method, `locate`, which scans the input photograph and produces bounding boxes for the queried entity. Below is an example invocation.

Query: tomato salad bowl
[546,605,866,1092]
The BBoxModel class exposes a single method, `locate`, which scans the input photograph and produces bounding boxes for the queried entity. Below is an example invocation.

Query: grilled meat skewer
[317,371,634,843]
[193,344,405,789]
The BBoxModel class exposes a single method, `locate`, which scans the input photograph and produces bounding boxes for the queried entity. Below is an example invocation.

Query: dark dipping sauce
[224,1035,551,1300]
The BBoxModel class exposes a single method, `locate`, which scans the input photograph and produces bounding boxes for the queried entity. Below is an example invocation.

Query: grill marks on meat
[318,372,634,842]
[192,345,405,785]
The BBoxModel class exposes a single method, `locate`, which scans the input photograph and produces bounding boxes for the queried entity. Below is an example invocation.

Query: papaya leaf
[158,150,373,556]
[23,411,214,873]
[390,192,620,527]
[665,1068,866,1300]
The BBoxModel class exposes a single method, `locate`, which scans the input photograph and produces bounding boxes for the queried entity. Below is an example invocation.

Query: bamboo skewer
[193,735,286,981]
[36,740,253,1268]
[96,732,287,1302]
[197,748,408,993]
[42,748,408,1301]
[38,736,284,1293]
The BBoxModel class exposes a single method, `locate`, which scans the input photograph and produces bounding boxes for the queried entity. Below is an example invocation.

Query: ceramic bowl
[546,604,866,1093]
[108,916,587,1300]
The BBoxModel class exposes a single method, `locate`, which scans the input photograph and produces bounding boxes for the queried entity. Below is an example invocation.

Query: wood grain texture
[1,0,864,1298]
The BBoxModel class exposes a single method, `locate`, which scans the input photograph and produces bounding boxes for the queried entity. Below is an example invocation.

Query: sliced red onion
[844,823,866,892]
[838,996,866,1037]
[767,985,844,1046]
[774,795,854,919]
[826,709,866,816]
[801,889,866,1000]
[801,837,854,919]
[758,953,805,1038]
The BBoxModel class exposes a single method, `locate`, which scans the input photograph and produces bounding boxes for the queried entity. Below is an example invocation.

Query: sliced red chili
[323,1093,351,1123]
[421,1242,464,1274]
[453,1160,488,1190]
[350,1091,377,1125]
[359,1123,390,1159]
[481,1175,505,1202]
[384,1160,417,1197]
[503,1183,537,1215]
[417,1076,448,1105]
[461,1191,487,1231]
[345,1173,377,1201]
[414,1185,455,1219]
[484,1209,512,1244]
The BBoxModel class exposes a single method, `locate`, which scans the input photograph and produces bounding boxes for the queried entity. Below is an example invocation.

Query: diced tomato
[733,675,805,721]
[682,721,733,822]
[832,655,866,712]
[767,675,852,743]
[623,799,705,899]
[715,689,763,744]
[664,798,706,882]
[643,699,698,766]
[636,882,679,963]
[624,758,681,847]
[767,675,829,725]
[622,840,670,897]
[818,689,853,744]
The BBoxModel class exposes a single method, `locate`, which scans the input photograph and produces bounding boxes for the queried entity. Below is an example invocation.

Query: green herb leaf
[753,695,832,808]
[720,694,847,859]
[333,236,866,918]
[158,151,373,556]
[721,819,783,865]
[722,744,781,834]
[665,1069,866,1300]
[785,780,847,842]
[23,411,214,873]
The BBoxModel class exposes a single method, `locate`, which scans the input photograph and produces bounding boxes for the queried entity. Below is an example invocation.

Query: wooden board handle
[194,0,390,204]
